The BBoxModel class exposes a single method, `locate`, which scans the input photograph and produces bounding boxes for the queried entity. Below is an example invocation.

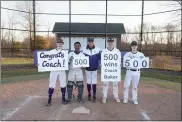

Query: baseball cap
[88,37,94,42]
[108,37,114,42]
[57,38,64,44]
[131,41,137,46]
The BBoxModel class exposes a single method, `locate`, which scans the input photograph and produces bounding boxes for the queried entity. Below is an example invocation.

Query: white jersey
[50,48,63,52]
[124,51,145,69]
[83,46,100,55]
[68,51,85,70]
[49,48,68,55]
[102,47,120,53]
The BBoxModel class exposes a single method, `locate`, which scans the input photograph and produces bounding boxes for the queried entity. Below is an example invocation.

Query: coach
[83,37,101,103]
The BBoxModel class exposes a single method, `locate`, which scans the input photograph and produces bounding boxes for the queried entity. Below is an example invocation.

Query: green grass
[141,71,181,83]
[1,69,46,78]
[1,74,49,84]
[140,77,181,92]
[2,58,33,65]
[121,70,181,83]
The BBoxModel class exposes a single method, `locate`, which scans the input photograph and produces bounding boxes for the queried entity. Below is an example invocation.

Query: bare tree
[1,22,8,48]
[15,1,40,56]
[164,23,177,55]
[121,27,131,43]
[165,1,182,24]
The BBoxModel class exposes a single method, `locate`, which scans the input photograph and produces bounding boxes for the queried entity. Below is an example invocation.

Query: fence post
[69,0,71,52]
[140,0,144,52]
[105,0,108,48]
[33,0,36,52]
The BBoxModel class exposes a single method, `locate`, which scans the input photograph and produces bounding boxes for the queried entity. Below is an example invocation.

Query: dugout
[52,22,126,51]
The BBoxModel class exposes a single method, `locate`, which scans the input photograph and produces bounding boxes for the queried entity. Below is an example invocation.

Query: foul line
[129,98,151,120]
[2,95,39,120]
[140,109,151,120]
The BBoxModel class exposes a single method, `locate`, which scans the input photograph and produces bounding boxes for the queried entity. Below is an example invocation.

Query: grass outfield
[1,69,181,91]
[2,58,33,65]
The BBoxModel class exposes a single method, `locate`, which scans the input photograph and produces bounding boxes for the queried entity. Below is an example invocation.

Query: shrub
[151,55,181,71]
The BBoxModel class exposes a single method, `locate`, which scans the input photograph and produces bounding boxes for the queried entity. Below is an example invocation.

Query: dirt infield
[0,74,181,121]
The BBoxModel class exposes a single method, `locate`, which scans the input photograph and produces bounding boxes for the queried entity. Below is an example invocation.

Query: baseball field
[1,58,181,121]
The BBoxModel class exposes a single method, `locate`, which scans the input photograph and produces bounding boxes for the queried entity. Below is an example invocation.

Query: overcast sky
[1,1,181,40]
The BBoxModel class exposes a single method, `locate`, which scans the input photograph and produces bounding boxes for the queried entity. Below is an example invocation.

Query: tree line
[1,1,181,57]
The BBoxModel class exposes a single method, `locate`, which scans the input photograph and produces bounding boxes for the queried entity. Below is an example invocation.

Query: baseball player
[82,37,100,103]
[100,37,121,103]
[123,41,145,105]
[46,38,69,106]
[67,42,85,103]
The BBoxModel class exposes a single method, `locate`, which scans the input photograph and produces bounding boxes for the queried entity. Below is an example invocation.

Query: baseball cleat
[46,99,52,107]
[67,99,72,104]
[88,95,91,101]
[102,97,107,103]
[123,99,128,104]
[61,98,69,105]
[92,96,96,103]
[46,103,52,107]
[77,97,84,103]
[133,99,138,105]
[115,97,121,103]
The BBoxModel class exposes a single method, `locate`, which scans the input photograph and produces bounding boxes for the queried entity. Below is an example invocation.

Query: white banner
[123,57,149,68]
[37,50,69,72]
[101,51,121,82]
[72,56,89,68]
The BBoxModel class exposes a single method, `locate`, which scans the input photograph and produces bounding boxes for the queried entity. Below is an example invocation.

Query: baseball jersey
[82,45,101,71]
[49,48,65,53]
[124,51,145,69]
[68,51,85,70]
[102,47,120,53]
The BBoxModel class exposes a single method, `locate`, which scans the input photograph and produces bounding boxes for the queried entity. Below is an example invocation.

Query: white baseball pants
[49,71,66,88]
[103,82,119,98]
[85,70,97,84]
[123,70,140,100]
[68,69,83,81]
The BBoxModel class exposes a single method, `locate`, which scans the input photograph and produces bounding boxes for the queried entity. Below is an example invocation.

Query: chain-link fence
[1,1,181,58]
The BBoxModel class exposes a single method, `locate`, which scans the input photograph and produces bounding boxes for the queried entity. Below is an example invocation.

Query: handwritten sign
[37,50,68,72]
[101,51,121,82]
[72,56,89,68]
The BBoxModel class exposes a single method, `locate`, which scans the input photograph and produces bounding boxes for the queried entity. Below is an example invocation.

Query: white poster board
[37,50,69,72]
[72,56,89,68]
[123,57,149,68]
[101,51,121,82]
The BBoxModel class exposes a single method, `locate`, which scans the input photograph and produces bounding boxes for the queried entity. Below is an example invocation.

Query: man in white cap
[46,38,69,106]
[123,41,145,105]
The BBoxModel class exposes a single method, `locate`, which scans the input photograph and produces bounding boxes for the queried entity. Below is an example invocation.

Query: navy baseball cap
[57,38,64,44]
[108,37,114,42]
[88,37,94,42]
[131,41,137,46]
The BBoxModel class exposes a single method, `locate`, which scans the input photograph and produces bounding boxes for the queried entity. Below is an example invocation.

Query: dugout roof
[52,22,126,36]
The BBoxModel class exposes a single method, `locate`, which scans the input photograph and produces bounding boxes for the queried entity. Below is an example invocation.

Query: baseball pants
[67,69,83,100]
[85,70,97,84]
[68,69,83,81]
[123,70,140,100]
[85,70,97,98]
[49,71,67,88]
[103,82,119,98]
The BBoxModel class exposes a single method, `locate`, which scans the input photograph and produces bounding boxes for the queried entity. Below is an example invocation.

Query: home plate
[72,106,90,114]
